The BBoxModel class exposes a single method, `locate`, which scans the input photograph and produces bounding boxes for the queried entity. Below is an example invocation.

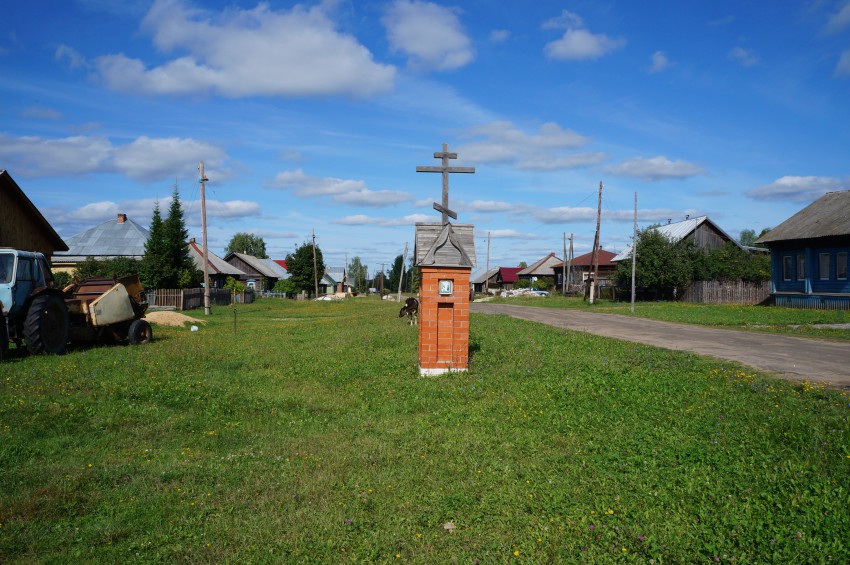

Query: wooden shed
[0,170,68,257]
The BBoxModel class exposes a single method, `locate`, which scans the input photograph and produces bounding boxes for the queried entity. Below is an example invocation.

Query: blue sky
[2,0,849,274]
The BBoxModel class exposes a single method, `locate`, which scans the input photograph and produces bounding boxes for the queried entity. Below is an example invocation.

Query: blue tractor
[0,249,69,355]
[1,248,152,357]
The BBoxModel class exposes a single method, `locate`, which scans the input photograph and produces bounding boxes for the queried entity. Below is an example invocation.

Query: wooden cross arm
[433,202,458,219]
[416,166,476,173]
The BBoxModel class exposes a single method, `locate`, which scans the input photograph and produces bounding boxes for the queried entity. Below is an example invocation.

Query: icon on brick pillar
[439,279,453,295]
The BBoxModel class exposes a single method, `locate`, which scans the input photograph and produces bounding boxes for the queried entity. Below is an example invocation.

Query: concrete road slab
[471,303,850,389]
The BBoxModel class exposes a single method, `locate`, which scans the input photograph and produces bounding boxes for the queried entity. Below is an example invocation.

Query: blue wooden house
[756,190,850,309]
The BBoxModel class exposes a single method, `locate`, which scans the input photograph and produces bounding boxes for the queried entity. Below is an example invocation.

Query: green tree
[272,278,297,296]
[140,202,170,289]
[407,257,419,293]
[388,254,406,293]
[739,229,758,247]
[286,241,325,295]
[163,187,198,288]
[347,256,368,293]
[225,232,267,258]
[615,228,694,299]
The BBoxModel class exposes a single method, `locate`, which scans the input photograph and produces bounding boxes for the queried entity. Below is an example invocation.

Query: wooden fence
[147,287,254,310]
[681,280,771,305]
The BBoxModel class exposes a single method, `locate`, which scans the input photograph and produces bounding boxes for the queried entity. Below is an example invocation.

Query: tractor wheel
[24,293,69,355]
[128,319,153,345]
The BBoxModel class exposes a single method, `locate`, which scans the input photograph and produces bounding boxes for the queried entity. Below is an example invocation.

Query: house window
[819,253,831,281]
[838,252,848,280]
[782,256,792,281]
[796,255,805,281]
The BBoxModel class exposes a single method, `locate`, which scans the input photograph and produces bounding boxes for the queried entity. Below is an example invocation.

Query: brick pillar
[418,266,471,375]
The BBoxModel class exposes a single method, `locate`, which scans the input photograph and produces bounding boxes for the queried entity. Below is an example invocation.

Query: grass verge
[1,297,848,562]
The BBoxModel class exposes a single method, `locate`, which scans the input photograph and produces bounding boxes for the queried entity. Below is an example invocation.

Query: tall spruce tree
[163,187,198,288]
[141,201,170,289]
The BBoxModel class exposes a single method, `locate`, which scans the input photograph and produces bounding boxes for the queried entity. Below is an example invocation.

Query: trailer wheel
[128,319,153,345]
[24,293,69,355]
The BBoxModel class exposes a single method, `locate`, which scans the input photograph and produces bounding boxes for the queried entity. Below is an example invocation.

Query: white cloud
[606,156,705,181]
[458,121,602,171]
[270,169,413,207]
[55,44,87,69]
[746,175,847,202]
[183,199,261,219]
[0,133,228,182]
[383,0,474,71]
[490,29,510,43]
[94,0,395,98]
[835,49,850,77]
[333,213,431,226]
[0,134,112,176]
[543,11,625,61]
[824,1,850,34]
[728,46,759,67]
[648,51,670,73]
[113,136,227,182]
[461,200,517,213]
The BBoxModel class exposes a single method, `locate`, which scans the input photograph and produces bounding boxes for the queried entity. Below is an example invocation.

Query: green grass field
[1,298,848,562]
[485,295,850,341]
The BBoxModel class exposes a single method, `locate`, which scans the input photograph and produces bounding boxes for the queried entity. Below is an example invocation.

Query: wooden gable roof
[756,190,850,244]
[0,170,68,254]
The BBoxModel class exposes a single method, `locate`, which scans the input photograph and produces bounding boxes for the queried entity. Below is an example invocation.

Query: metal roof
[756,190,850,244]
[470,267,499,284]
[53,214,149,262]
[226,252,280,278]
[554,249,618,268]
[258,258,290,279]
[518,252,563,276]
[611,216,738,261]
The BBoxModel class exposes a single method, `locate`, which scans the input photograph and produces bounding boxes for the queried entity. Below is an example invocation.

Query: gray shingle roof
[756,190,850,244]
[518,253,563,276]
[227,252,280,278]
[612,216,738,261]
[258,258,290,279]
[53,214,149,262]
[187,240,246,276]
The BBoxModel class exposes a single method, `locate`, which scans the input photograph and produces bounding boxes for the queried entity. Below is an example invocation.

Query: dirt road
[471,303,850,389]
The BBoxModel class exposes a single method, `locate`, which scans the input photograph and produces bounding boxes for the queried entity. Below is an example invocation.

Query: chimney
[117,213,127,223]
[685,214,690,220]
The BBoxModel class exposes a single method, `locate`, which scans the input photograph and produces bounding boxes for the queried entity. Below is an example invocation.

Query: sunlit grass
[1,297,848,562]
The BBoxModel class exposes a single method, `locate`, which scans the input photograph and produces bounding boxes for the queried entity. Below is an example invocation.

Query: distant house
[324,267,352,294]
[186,238,246,288]
[470,267,499,294]
[553,249,618,292]
[612,215,741,263]
[518,252,563,288]
[0,170,68,258]
[496,267,523,291]
[223,252,280,291]
[52,213,149,274]
[756,190,850,309]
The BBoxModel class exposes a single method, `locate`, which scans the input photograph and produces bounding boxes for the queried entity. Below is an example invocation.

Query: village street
[471,303,850,389]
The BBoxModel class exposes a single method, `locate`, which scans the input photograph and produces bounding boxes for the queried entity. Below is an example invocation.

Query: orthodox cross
[416,143,475,224]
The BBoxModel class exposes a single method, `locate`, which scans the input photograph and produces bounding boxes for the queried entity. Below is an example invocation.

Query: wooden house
[518,252,563,288]
[470,267,499,294]
[756,190,850,309]
[612,215,740,264]
[496,267,523,291]
[187,238,246,288]
[223,252,280,291]
[552,249,618,292]
[0,170,68,258]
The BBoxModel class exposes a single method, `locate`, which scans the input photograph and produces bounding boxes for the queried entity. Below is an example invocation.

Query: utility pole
[485,231,491,296]
[312,228,318,298]
[567,233,573,296]
[589,181,602,304]
[397,243,408,302]
[199,161,211,316]
[631,191,637,314]
[380,262,385,295]
[562,232,567,295]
